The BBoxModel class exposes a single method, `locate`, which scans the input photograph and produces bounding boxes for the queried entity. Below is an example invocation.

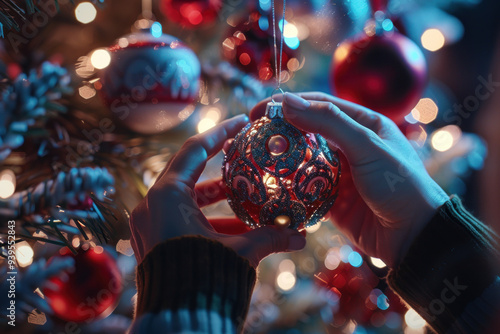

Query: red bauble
[99,31,200,134]
[331,31,427,124]
[222,102,340,231]
[222,12,300,82]
[43,247,122,323]
[160,0,222,28]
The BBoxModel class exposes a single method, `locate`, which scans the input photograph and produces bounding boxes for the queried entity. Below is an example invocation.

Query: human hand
[250,92,449,267]
[129,115,306,267]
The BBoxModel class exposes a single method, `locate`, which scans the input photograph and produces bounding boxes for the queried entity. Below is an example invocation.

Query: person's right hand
[250,92,449,267]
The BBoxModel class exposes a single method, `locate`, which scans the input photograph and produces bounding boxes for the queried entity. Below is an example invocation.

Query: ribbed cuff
[387,196,499,333]
[135,236,256,331]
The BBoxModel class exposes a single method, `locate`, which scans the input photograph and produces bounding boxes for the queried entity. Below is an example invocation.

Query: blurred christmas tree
[0,0,499,333]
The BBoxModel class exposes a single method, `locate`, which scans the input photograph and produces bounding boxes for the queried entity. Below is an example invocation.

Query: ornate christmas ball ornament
[43,247,122,323]
[221,12,300,82]
[160,0,222,28]
[331,30,427,124]
[222,101,340,231]
[99,31,201,134]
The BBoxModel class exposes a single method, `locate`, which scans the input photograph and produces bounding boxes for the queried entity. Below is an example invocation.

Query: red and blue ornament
[223,101,340,231]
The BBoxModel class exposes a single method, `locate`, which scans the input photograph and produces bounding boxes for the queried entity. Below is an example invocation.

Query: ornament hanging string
[142,0,153,20]
[271,0,286,93]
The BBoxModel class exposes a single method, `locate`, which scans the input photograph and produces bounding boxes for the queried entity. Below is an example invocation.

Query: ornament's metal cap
[265,102,283,119]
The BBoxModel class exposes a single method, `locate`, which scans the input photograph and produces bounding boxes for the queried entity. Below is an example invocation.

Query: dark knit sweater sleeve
[133,235,256,333]
[387,196,500,333]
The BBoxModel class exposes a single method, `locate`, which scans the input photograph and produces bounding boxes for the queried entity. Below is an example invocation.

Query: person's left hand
[129,115,306,267]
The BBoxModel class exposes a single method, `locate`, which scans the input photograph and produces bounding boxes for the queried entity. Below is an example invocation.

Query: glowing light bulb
[405,309,426,329]
[16,242,34,267]
[90,49,111,69]
[276,271,296,291]
[0,169,16,199]
[75,2,97,24]
[421,29,445,52]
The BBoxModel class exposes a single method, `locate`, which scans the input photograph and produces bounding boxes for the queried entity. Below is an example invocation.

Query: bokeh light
[431,125,462,152]
[16,241,34,267]
[151,22,162,38]
[90,49,111,69]
[348,251,363,267]
[411,98,438,124]
[279,259,296,273]
[370,257,387,268]
[0,169,16,199]
[276,271,296,291]
[405,309,426,329]
[421,28,446,52]
[324,248,341,270]
[75,2,97,24]
[79,85,96,99]
[197,118,216,133]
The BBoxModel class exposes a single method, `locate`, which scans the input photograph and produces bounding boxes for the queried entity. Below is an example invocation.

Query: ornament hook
[271,87,285,104]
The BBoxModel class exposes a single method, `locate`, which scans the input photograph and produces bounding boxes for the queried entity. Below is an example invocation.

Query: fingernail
[284,93,310,111]
[288,233,306,250]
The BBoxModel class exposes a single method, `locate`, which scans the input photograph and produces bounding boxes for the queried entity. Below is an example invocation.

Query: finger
[207,217,251,234]
[160,114,249,189]
[194,177,227,207]
[296,92,392,133]
[240,226,306,264]
[250,92,386,133]
[282,93,381,163]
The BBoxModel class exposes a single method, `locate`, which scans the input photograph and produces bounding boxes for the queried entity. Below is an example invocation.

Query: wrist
[392,181,449,267]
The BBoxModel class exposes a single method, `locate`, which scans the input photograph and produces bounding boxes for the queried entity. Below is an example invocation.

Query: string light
[90,49,111,69]
[0,169,16,199]
[15,241,34,267]
[421,28,445,52]
[75,2,97,24]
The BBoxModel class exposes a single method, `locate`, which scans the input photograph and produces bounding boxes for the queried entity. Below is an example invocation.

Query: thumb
[237,226,306,267]
[282,92,377,164]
